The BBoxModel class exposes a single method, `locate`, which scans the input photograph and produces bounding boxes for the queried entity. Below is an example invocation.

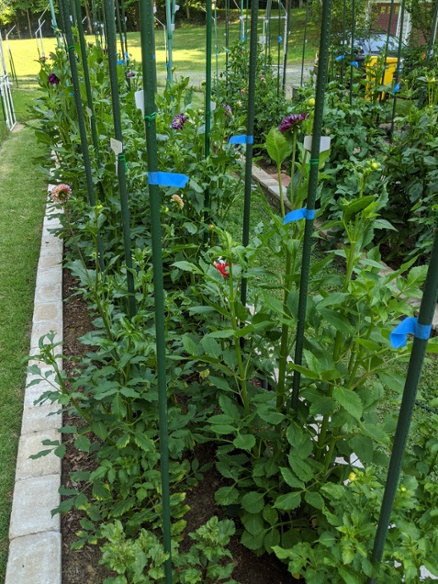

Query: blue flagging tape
[240,36,245,41]
[335,54,345,61]
[283,208,315,224]
[351,61,359,68]
[229,135,254,145]
[117,59,125,65]
[148,172,189,188]
[278,35,282,42]
[390,317,432,349]
[392,83,400,94]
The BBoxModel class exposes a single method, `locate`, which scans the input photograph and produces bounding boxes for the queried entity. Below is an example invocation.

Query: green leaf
[219,395,241,419]
[241,528,266,551]
[214,486,240,505]
[333,386,363,421]
[241,511,265,535]
[319,308,355,335]
[304,491,324,510]
[92,480,111,501]
[209,424,236,435]
[341,195,376,224]
[257,408,285,425]
[280,467,305,489]
[262,505,279,526]
[74,435,91,452]
[233,433,256,451]
[200,335,222,359]
[265,127,292,166]
[172,260,202,274]
[273,492,301,511]
[54,444,66,458]
[264,528,281,552]
[111,496,136,517]
[208,375,233,392]
[288,454,314,482]
[241,491,265,514]
[182,334,200,356]
[349,435,374,464]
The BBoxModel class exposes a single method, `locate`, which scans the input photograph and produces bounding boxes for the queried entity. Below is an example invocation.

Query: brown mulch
[61,269,294,584]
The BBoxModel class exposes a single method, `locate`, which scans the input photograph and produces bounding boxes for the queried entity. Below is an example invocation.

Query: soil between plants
[61,269,295,584]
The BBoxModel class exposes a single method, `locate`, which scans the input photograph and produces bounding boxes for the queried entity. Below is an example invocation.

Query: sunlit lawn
[7,9,318,82]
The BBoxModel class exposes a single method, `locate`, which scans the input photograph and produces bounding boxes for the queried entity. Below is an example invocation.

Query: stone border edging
[5,202,63,584]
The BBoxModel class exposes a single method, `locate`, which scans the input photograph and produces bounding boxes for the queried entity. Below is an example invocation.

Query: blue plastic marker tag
[392,83,400,94]
[390,317,432,349]
[117,59,125,65]
[148,172,189,188]
[335,54,345,61]
[229,135,254,145]
[351,61,359,68]
[278,36,282,42]
[283,208,315,224]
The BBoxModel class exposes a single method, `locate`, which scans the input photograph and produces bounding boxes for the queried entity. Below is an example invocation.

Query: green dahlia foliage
[28,39,438,583]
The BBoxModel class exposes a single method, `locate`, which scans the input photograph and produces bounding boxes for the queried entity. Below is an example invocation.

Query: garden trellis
[29,0,438,581]
[0,31,16,131]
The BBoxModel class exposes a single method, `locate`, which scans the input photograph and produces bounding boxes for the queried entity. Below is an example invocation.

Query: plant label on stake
[135,90,145,116]
[304,135,331,153]
[110,138,123,175]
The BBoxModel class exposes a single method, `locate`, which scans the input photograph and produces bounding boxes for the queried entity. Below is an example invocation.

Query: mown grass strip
[0,124,47,580]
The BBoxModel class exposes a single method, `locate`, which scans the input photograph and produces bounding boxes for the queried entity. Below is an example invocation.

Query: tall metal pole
[369,227,438,583]
[282,0,291,91]
[203,0,212,229]
[390,0,406,136]
[291,0,332,410]
[240,0,259,306]
[139,1,172,582]
[165,0,174,86]
[103,0,136,316]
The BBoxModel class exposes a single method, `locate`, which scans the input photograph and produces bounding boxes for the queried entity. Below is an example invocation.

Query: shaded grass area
[0,127,48,581]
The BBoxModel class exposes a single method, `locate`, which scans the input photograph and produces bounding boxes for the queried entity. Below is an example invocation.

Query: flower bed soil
[61,270,295,584]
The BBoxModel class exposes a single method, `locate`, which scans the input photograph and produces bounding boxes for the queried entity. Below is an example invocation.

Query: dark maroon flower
[171,114,188,130]
[279,113,309,133]
[39,56,47,62]
[126,70,136,79]
[48,73,60,85]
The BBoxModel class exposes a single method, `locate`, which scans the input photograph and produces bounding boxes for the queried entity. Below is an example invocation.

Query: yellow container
[365,55,398,99]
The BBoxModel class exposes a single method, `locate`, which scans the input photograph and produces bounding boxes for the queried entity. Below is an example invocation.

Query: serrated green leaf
[264,528,281,552]
[233,433,256,451]
[273,492,301,511]
[92,480,111,501]
[215,486,240,505]
[349,435,374,464]
[333,386,363,421]
[280,466,305,489]
[75,435,91,452]
[304,491,324,510]
[200,335,222,358]
[182,334,200,356]
[262,505,279,526]
[241,491,265,513]
[241,528,266,551]
[288,454,314,482]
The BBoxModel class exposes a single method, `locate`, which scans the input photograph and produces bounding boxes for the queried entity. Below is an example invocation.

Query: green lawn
[6,10,318,81]
[0,124,47,580]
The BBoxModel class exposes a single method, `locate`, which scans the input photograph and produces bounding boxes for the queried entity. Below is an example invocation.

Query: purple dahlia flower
[171,114,188,130]
[279,113,309,133]
[48,73,60,85]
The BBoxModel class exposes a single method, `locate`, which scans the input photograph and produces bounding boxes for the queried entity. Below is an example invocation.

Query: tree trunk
[26,9,32,37]
[84,0,93,34]
[16,19,21,39]
[185,0,190,20]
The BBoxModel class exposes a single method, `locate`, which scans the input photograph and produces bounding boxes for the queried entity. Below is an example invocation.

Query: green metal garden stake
[58,0,106,273]
[282,0,291,92]
[240,0,259,307]
[73,0,104,187]
[139,2,172,582]
[390,0,406,138]
[103,0,136,317]
[349,0,356,105]
[300,0,309,87]
[368,226,438,583]
[203,0,212,232]
[291,0,332,411]
[165,0,174,86]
